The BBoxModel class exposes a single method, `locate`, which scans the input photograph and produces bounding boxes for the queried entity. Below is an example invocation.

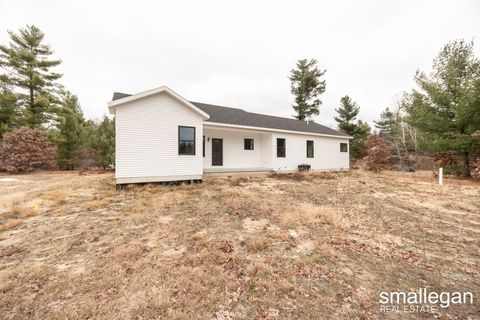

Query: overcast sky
[1,0,479,128]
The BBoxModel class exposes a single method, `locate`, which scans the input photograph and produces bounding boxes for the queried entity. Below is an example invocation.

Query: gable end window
[178,126,196,155]
[244,138,254,150]
[277,138,286,157]
[340,142,348,152]
[306,140,314,158]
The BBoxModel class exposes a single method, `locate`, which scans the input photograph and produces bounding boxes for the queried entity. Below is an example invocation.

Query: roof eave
[204,121,352,139]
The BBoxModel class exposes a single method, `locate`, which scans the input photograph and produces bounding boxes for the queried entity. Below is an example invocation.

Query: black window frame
[277,138,286,158]
[203,135,205,157]
[306,140,314,158]
[178,126,196,155]
[340,142,348,153]
[244,138,254,150]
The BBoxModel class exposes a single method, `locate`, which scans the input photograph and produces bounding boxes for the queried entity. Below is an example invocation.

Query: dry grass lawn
[0,170,479,319]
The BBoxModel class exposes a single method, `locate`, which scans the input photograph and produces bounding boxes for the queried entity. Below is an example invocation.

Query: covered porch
[202,125,274,173]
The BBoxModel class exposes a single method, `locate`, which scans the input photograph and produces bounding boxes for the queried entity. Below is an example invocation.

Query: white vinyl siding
[260,134,273,168]
[203,128,270,170]
[202,126,349,172]
[271,132,349,172]
[115,92,203,181]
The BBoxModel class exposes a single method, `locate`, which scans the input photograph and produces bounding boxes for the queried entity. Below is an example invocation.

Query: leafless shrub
[412,155,436,170]
[471,157,480,180]
[1,126,57,173]
[432,153,463,175]
[363,135,390,172]
[433,153,457,167]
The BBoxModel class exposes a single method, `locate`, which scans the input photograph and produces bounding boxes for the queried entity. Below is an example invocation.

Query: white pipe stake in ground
[439,167,443,185]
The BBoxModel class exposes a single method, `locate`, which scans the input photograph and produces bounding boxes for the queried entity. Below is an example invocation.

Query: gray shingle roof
[111,92,349,137]
[192,102,349,137]
[112,92,132,101]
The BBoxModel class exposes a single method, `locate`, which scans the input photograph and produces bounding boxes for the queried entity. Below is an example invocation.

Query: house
[108,86,351,185]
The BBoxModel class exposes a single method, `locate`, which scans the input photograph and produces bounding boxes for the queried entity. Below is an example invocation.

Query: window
[340,142,348,152]
[244,138,254,150]
[178,126,195,155]
[306,140,314,158]
[203,136,205,157]
[277,138,286,157]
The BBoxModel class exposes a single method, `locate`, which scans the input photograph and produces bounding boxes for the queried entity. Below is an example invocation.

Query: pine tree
[374,108,398,138]
[376,95,420,164]
[289,59,326,121]
[375,107,402,155]
[334,95,371,159]
[90,116,115,169]
[0,76,19,136]
[335,96,360,134]
[406,40,480,177]
[0,25,62,128]
[51,91,85,169]
[352,120,371,158]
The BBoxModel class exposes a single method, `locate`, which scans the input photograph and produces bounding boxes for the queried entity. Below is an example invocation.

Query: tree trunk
[393,141,401,158]
[464,151,471,177]
[29,76,35,127]
[29,86,34,109]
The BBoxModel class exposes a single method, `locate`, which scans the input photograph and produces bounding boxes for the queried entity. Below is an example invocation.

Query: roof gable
[108,86,210,120]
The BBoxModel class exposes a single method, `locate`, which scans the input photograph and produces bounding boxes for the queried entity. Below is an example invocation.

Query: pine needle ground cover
[0,171,478,319]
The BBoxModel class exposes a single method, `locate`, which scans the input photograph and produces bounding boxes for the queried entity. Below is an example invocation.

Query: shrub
[0,126,57,173]
[433,153,457,167]
[71,145,102,169]
[471,157,480,180]
[411,155,436,170]
[432,153,462,176]
[363,135,390,172]
[472,131,480,180]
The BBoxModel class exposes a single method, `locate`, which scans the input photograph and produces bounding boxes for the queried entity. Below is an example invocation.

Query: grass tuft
[0,219,23,231]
